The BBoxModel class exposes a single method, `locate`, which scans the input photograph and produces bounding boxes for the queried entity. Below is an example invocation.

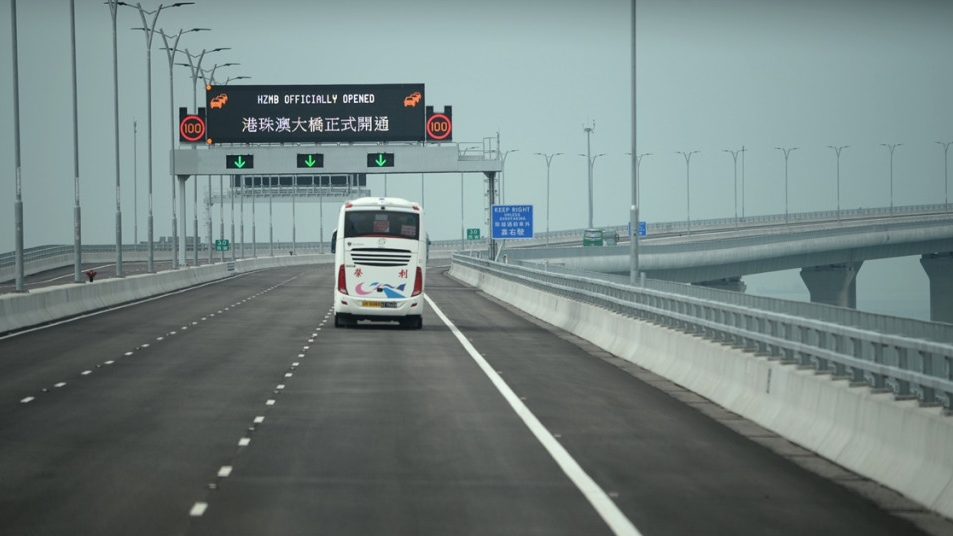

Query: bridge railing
[506,258,953,345]
[453,253,953,413]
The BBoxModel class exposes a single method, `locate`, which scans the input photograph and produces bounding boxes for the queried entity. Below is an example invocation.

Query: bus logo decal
[355,282,408,298]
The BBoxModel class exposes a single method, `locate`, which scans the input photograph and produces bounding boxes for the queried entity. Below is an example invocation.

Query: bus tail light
[337,265,348,295]
[411,267,423,297]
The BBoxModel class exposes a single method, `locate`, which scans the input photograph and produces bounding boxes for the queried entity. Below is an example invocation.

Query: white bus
[331,197,426,329]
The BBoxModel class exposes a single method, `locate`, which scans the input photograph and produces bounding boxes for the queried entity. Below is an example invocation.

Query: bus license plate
[362,301,381,307]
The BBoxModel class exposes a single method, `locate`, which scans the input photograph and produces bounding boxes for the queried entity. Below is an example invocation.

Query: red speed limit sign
[426,113,452,141]
[179,114,206,143]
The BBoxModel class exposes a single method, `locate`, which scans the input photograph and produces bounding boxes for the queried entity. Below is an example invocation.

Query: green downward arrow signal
[375,154,387,167]
[234,156,246,168]
[304,155,316,167]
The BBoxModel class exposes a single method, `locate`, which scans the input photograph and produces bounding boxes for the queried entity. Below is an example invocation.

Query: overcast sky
[2,0,952,317]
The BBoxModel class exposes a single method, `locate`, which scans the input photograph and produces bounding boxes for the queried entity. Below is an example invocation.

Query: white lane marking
[124,352,133,357]
[20,397,34,404]
[105,360,115,365]
[238,438,250,446]
[284,373,293,378]
[254,416,265,424]
[54,382,67,389]
[297,354,305,359]
[189,502,208,517]
[292,362,300,367]
[425,296,643,536]
[218,466,233,478]
[82,370,92,376]
[276,385,285,390]
[266,399,276,406]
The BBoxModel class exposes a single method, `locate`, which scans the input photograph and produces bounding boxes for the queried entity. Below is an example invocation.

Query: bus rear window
[344,210,419,239]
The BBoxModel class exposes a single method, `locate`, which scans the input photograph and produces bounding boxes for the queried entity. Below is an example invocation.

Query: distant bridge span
[504,211,953,322]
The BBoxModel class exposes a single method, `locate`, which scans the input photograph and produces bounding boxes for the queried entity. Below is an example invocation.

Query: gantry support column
[799,262,863,308]
[920,253,953,324]
[177,175,190,268]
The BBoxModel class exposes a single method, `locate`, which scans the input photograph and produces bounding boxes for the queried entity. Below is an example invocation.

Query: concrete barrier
[0,254,331,335]
[450,261,953,520]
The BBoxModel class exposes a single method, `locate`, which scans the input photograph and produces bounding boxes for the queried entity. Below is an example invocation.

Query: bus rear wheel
[334,313,351,328]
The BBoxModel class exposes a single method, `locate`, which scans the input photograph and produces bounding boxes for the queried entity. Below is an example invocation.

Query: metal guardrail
[453,253,953,413]
[509,259,953,345]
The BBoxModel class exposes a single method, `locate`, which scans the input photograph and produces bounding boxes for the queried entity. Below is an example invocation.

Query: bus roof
[345,197,421,211]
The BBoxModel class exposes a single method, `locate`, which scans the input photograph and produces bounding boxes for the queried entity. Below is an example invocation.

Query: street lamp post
[500,149,519,205]
[124,1,195,272]
[177,49,230,265]
[252,178,257,258]
[220,175,226,261]
[676,150,699,234]
[460,147,475,250]
[880,143,902,214]
[70,0,83,283]
[775,146,798,223]
[133,120,138,247]
[159,28,209,271]
[583,121,596,229]
[625,151,650,273]
[740,145,747,219]
[201,63,239,263]
[936,141,951,212]
[220,76,247,261]
[579,151,605,229]
[269,177,274,257]
[534,152,563,245]
[11,0,25,292]
[827,145,849,221]
[105,1,128,276]
[723,149,742,230]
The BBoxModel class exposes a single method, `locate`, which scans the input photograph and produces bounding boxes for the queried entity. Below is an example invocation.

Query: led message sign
[296,153,324,169]
[225,154,254,169]
[425,106,452,142]
[178,107,206,143]
[366,152,395,168]
[205,83,425,144]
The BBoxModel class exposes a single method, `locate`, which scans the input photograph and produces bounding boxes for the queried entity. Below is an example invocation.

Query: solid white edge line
[425,295,642,536]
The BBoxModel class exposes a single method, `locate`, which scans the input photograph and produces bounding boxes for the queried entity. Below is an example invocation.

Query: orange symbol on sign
[210,93,228,108]
[403,91,421,107]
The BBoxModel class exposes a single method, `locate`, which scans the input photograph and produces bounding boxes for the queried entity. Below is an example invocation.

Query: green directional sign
[296,153,324,168]
[226,154,254,169]
[366,152,395,168]
[214,239,230,251]
[466,228,481,240]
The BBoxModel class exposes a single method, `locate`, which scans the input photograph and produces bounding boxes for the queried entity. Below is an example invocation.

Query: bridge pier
[694,276,746,293]
[920,253,953,323]
[799,262,862,308]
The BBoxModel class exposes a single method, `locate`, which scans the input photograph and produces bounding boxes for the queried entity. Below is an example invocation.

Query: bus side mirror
[330,230,337,254]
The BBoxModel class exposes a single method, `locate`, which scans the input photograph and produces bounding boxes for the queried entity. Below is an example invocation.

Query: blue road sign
[628,221,647,237]
[491,205,534,239]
